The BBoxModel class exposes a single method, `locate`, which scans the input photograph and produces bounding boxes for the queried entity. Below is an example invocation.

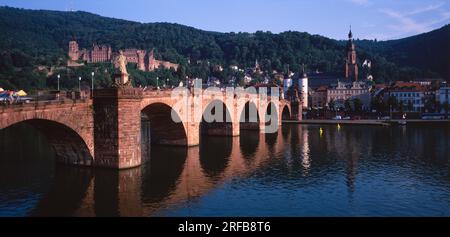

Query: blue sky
[1,0,449,40]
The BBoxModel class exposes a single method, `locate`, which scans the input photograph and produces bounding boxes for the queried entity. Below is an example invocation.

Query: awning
[17,90,27,96]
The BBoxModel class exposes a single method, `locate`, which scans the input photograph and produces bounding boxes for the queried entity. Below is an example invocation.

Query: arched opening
[200,100,233,137]
[0,120,93,216]
[141,103,188,146]
[1,119,93,166]
[282,105,291,121]
[240,101,260,131]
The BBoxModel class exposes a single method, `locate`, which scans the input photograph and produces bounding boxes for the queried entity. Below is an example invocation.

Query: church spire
[348,25,353,39]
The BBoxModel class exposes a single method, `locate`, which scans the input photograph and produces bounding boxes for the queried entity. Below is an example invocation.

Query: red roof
[390,82,426,92]
[316,86,328,92]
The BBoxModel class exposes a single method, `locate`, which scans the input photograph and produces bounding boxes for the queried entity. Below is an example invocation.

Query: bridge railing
[142,88,287,102]
[0,97,90,113]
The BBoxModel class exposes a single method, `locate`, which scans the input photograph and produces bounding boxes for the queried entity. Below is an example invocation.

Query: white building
[298,73,308,109]
[243,75,252,85]
[389,82,426,112]
[438,86,450,106]
[230,65,239,71]
[283,77,293,99]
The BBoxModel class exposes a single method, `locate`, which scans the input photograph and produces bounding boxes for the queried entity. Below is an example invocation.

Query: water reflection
[32,166,93,217]
[0,123,449,216]
[0,123,55,217]
[199,136,232,180]
[142,146,187,204]
[239,130,260,163]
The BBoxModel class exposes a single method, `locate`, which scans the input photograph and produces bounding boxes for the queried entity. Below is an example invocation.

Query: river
[0,123,449,216]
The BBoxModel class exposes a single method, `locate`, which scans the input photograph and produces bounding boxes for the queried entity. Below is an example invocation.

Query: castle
[68,41,179,72]
[69,41,112,63]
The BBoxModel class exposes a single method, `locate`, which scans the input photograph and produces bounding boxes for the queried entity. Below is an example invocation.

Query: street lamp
[78,76,81,93]
[91,72,95,99]
[156,77,159,89]
[57,74,60,91]
[167,78,170,88]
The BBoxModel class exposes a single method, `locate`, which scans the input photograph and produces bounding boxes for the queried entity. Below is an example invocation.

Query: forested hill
[0,6,448,91]
[377,24,450,81]
[356,23,450,82]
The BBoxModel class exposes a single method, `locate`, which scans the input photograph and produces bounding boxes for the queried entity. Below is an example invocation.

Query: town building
[283,76,293,99]
[437,85,450,106]
[213,65,224,72]
[388,82,426,112]
[274,73,285,85]
[310,86,328,109]
[253,60,263,75]
[327,81,371,109]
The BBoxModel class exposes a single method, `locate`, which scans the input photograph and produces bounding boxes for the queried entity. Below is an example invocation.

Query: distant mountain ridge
[0,6,448,91]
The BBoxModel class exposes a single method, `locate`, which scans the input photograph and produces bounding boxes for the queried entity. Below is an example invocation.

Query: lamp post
[91,72,95,99]
[167,78,170,88]
[156,77,159,90]
[78,76,81,93]
[57,74,60,91]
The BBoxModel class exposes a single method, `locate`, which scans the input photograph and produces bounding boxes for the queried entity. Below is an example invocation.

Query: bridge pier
[232,122,240,136]
[292,102,303,121]
[184,121,200,146]
[93,87,143,170]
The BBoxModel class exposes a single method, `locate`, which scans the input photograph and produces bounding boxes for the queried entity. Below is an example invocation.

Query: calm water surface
[0,123,449,216]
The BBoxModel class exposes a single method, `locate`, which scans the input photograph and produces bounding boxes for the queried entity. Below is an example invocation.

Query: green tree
[344,99,352,112]
[353,98,363,114]
[424,98,437,113]
[442,102,449,119]
[328,99,335,111]
[387,95,398,112]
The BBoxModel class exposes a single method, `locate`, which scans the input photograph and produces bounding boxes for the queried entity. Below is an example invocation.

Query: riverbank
[284,119,450,126]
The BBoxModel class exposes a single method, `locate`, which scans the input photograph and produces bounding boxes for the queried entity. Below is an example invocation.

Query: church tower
[345,27,358,81]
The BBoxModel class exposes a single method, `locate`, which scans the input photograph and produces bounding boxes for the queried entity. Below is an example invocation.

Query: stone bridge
[0,87,301,169]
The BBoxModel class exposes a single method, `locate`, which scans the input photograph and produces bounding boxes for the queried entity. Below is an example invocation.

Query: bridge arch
[200,99,233,136]
[0,119,93,166]
[141,102,188,146]
[281,104,292,121]
[240,101,260,131]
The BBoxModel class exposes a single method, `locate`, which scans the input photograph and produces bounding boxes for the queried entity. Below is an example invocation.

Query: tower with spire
[345,26,359,81]
[298,63,309,109]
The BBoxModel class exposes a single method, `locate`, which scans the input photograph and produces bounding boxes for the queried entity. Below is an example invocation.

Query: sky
[0,0,449,40]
